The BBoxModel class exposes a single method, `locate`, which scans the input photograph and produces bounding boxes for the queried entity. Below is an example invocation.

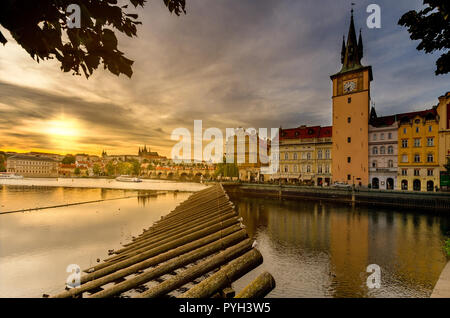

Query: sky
[0,0,449,157]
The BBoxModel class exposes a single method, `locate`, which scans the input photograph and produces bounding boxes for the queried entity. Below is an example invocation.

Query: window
[402,139,408,148]
[307,165,311,173]
[347,174,351,181]
[325,149,330,159]
[388,133,392,139]
[427,137,434,147]
[293,153,298,160]
[325,165,330,173]
[388,146,394,154]
[307,153,311,160]
[347,117,351,123]
[318,166,322,173]
[348,97,351,103]
[414,169,420,176]
[427,153,434,162]
[373,134,377,141]
[380,146,385,154]
[388,160,393,168]
[317,150,322,159]
[373,147,378,155]
[427,169,434,176]
[403,128,407,134]
[347,137,351,143]
[414,138,421,147]
[402,169,407,176]
[347,157,351,163]
[380,133,385,140]
[372,161,377,168]
[284,165,288,173]
[428,125,432,132]
[284,153,288,160]
[294,165,298,172]
[402,154,408,163]
[414,154,420,163]
[416,127,419,133]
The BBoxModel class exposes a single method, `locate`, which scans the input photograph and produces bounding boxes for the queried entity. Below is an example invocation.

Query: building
[225,128,269,182]
[368,108,398,190]
[330,10,372,186]
[6,154,58,177]
[436,92,450,189]
[397,108,439,191]
[138,146,167,161]
[276,125,332,185]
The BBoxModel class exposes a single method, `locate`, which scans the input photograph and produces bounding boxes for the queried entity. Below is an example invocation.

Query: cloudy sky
[0,0,448,157]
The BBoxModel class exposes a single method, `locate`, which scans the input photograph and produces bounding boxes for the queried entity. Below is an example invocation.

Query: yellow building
[331,10,372,186]
[436,91,450,188]
[397,109,439,191]
[225,128,269,182]
[275,126,332,186]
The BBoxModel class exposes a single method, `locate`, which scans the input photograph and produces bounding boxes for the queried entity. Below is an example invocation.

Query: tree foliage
[0,0,186,78]
[62,154,76,164]
[398,0,450,75]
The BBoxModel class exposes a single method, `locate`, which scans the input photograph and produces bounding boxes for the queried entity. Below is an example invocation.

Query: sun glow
[45,119,80,138]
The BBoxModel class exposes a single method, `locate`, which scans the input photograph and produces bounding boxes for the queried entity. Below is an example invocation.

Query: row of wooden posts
[50,184,275,298]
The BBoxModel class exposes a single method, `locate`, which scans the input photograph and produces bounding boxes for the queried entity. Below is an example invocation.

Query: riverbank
[223,183,450,212]
[431,261,450,298]
[0,177,207,192]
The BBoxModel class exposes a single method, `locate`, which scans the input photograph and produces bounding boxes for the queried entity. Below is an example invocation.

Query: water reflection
[232,196,450,298]
[0,186,191,298]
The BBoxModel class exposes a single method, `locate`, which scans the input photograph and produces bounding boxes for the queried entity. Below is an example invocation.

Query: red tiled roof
[280,126,332,140]
[371,108,437,127]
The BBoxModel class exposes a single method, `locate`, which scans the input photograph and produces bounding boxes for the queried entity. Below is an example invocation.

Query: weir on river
[48,184,275,298]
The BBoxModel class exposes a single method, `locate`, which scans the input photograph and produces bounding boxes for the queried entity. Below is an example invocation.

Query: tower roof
[331,9,372,80]
[339,9,364,73]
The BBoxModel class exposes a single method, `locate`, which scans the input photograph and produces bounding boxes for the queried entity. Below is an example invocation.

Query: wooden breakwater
[223,183,450,212]
[48,184,275,298]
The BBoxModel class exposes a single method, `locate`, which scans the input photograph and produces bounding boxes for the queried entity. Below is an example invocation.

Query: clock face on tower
[343,80,357,93]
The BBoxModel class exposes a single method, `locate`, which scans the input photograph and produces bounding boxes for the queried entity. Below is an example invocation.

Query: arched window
[388,146,394,154]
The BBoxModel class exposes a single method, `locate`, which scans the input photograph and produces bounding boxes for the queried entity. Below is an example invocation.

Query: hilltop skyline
[0,0,449,158]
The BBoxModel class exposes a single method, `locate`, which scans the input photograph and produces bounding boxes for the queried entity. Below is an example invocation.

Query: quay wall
[222,183,450,212]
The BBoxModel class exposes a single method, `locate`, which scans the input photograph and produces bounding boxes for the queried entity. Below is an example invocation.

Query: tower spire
[340,7,363,72]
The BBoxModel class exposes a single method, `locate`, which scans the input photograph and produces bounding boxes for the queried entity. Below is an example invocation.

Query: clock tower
[331,9,373,186]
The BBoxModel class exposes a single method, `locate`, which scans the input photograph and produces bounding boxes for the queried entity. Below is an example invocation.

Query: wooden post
[235,271,275,298]
[179,249,263,298]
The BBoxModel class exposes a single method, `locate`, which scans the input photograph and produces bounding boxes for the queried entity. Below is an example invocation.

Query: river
[1,182,449,297]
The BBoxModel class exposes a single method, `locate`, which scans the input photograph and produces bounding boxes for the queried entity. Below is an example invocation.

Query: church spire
[341,36,346,64]
[340,8,363,72]
[358,29,363,60]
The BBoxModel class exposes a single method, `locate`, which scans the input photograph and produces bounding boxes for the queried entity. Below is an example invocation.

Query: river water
[0,182,449,298]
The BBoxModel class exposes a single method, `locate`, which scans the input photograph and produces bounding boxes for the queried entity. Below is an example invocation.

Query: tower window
[347,117,351,123]
[348,97,352,103]
[347,174,351,181]
[347,137,351,143]
[347,157,351,163]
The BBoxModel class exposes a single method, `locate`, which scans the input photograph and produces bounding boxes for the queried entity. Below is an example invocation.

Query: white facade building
[368,109,398,190]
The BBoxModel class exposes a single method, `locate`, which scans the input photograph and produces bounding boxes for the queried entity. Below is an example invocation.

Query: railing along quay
[48,184,275,298]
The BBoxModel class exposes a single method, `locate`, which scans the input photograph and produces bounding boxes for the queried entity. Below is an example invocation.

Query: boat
[0,172,24,179]
[115,175,142,183]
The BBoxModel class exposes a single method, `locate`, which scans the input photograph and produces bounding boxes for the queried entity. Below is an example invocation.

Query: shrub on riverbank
[445,239,450,257]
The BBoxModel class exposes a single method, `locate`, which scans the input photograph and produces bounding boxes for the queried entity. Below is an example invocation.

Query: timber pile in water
[49,184,275,298]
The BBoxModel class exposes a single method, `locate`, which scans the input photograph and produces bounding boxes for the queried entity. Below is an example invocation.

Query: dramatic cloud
[0,0,448,157]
